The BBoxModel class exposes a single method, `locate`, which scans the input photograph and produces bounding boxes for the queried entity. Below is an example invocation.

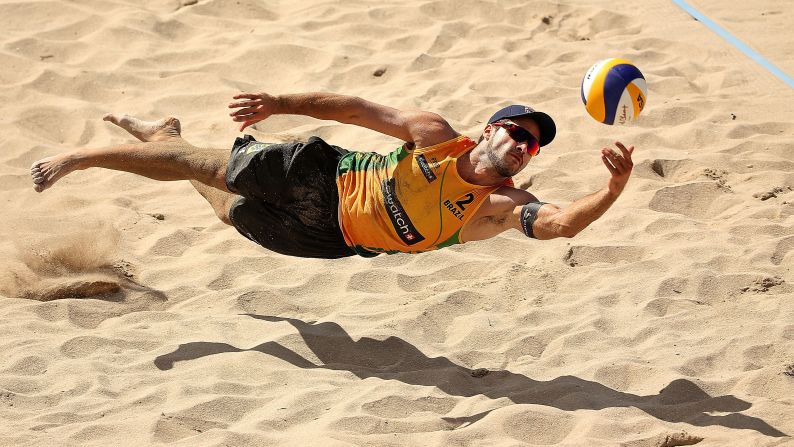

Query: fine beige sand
[1,1,793,446]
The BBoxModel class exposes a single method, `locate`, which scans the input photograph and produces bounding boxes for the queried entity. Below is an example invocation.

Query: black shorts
[225,135,356,259]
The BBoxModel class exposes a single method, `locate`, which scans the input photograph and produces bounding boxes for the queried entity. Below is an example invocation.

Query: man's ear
[483,124,495,141]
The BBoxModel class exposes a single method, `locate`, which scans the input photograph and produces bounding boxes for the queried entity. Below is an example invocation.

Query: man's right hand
[601,141,634,197]
[228,92,279,131]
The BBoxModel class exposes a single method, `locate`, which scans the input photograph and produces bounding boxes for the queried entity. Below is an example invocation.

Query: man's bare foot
[30,152,81,193]
[103,114,182,142]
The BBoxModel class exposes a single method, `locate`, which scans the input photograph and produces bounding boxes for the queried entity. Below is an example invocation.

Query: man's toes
[103,113,134,129]
[165,117,181,130]
[33,177,48,191]
[159,117,182,136]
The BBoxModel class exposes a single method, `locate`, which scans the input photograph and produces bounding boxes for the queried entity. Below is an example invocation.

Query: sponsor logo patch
[416,154,437,183]
[381,178,425,245]
[244,142,272,154]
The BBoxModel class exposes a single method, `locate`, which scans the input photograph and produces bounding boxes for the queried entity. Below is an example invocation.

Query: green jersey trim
[435,229,462,249]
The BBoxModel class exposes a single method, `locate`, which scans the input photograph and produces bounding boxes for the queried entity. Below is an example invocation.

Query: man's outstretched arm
[227,91,457,147]
[513,141,635,240]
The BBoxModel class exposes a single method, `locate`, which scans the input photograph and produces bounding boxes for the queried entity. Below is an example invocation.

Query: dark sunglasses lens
[505,124,540,155]
[507,124,530,141]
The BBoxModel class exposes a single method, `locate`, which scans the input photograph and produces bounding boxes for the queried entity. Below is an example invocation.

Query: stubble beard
[486,142,520,178]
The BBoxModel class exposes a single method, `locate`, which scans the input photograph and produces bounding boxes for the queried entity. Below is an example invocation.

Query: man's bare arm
[515,189,617,239]
[512,141,635,239]
[227,92,457,147]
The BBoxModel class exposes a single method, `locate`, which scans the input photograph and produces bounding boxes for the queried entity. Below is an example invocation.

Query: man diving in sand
[30,92,634,258]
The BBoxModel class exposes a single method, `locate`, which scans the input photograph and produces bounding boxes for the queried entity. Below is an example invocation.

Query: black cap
[487,105,556,147]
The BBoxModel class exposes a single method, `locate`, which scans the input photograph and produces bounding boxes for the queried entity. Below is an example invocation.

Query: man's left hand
[228,92,279,131]
[601,141,634,196]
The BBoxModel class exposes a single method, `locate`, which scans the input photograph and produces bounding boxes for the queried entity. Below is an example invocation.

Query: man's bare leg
[30,114,240,225]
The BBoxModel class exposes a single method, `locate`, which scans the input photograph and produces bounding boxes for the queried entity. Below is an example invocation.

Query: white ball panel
[614,88,634,125]
[582,58,614,100]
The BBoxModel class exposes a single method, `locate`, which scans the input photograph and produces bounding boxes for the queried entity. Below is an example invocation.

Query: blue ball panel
[602,69,628,125]
[612,63,645,82]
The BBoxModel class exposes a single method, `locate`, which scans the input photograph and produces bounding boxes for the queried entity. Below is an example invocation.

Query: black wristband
[520,202,546,239]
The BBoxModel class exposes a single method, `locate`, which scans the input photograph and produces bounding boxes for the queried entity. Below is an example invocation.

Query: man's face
[484,117,541,178]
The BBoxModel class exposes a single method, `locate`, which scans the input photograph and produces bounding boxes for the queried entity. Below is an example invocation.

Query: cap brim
[529,111,556,147]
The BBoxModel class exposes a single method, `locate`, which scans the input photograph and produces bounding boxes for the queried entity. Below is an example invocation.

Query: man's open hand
[228,92,279,131]
[601,141,634,196]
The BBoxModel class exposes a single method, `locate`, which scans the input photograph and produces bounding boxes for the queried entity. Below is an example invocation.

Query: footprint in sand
[771,236,794,265]
[740,276,785,294]
[649,182,729,219]
[639,158,695,181]
[147,229,201,257]
[753,186,793,201]
[563,245,645,267]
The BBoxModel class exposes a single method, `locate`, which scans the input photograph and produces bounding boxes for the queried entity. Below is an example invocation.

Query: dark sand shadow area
[153,315,787,437]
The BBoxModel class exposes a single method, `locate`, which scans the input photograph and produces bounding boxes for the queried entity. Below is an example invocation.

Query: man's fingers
[228,100,262,109]
[603,149,627,172]
[615,141,629,159]
[232,93,260,100]
[229,106,260,116]
[231,115,259,122]
[240,120,256,131]
[615,141,634,163]
[602,155,618,175]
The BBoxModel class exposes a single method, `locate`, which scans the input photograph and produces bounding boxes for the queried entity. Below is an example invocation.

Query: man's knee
[218,212,233,226]
[217,195,239,226]
[212,163,231,193]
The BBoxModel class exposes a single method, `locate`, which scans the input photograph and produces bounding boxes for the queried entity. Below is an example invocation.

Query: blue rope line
[672,0,794,89]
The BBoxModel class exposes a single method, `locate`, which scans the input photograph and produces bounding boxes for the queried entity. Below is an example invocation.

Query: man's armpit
[459,213,511,242]
[482,214,509,226]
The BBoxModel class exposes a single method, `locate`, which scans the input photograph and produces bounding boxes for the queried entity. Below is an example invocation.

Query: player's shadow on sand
[154,314,787,437]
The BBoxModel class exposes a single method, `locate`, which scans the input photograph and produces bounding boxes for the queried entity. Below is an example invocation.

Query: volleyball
[581,58,647,125]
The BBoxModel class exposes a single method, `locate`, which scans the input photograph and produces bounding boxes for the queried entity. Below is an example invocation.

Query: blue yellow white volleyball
[581,58,647,125]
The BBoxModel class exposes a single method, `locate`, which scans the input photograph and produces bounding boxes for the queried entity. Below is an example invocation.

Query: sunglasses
[491,121,541,156]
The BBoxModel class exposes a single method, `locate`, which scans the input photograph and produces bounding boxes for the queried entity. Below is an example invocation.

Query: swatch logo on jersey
[381,178,425,245]
[415,154,437,183]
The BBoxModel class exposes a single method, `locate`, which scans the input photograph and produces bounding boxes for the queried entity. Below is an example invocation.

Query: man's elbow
[554,222,584,239]
[534,207,584,239]
[558,226,580,238]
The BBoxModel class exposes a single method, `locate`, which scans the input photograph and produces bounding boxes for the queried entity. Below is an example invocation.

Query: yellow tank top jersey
[336,135,511,256]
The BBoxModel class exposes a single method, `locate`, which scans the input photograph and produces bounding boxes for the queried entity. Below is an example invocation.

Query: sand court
[1,0,793,445]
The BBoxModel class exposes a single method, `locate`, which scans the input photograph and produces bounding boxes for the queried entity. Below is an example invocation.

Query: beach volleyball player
[29,91,635,258]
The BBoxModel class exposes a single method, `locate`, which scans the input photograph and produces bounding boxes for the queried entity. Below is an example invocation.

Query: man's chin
[488,151,520,178]
[494,164,519,178]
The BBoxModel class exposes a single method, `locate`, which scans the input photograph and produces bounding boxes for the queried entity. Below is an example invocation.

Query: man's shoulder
[403,111,459,148]
[413,134,475,158]
[490,185,536,200]
[476,186,539,216]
